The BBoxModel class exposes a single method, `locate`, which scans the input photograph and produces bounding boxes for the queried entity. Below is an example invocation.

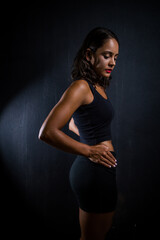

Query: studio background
[0,1,160,239]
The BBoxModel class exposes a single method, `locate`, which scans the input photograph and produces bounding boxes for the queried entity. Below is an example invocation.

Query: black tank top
[72,79,114,145]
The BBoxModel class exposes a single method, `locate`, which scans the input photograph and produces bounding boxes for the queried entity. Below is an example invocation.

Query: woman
[38,27,119,240]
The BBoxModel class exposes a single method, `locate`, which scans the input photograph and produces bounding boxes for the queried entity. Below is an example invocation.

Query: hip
[69,152,117,189]
[70,152,117,174]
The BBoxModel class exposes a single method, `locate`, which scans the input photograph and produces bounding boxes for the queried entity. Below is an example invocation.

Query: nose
[108,57,116,67]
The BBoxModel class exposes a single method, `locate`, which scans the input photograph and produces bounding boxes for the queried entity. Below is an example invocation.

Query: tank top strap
[85,79,96,96]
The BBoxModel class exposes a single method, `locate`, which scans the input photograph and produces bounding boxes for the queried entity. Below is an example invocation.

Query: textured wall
[0,1,160,238]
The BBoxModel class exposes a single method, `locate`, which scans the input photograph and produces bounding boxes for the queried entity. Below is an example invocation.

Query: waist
[80,134,112,144]
[80,136,114,150]
[97,140,114,152]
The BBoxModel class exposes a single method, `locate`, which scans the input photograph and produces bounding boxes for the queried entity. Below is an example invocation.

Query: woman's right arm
[38,80,117,167]
[38,80,90,156]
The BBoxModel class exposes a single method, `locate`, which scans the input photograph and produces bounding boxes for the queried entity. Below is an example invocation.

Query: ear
[85,48,93,62]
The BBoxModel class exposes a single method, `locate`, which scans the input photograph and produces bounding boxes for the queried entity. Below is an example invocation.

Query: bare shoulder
[64,79,90,104]
[69,79,90,91]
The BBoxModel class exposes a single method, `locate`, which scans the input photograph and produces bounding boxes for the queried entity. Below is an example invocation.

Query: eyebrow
[102,51,119,56]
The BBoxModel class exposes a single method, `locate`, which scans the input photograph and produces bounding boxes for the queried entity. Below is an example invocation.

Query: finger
[101,152,116,165]
[100,143,109,150]
[107,151,117,162]
[100,155,116,167]
[89,157,100,164]
[100,161,112,168]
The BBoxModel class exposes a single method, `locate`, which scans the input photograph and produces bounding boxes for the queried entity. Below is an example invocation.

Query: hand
[88,144,117,168]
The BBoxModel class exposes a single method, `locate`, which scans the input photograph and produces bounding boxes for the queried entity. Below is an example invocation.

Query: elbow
[38,127,58,141]
[38,128,50,141]
[38,130,46,141]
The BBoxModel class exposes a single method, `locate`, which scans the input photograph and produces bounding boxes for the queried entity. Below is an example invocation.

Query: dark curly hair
[70,27,119,89]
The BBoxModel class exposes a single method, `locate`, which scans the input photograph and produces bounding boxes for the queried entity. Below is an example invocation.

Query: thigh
[69,155,117,213]
[79,208,115,240]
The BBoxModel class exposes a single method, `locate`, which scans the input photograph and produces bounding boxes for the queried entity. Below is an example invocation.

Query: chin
[103,73,110,78]
[97,71,111,81]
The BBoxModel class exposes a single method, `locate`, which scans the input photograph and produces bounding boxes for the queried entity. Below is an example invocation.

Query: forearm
[39,129,90,157]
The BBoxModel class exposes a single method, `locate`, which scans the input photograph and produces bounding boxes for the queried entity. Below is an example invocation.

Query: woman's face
[87,38,119,78]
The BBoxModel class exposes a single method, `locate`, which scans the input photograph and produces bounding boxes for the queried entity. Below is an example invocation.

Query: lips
[105,69,112,73]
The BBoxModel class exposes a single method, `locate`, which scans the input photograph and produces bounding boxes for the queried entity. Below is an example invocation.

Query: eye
[115,55,119,61]
[103,55,110,59]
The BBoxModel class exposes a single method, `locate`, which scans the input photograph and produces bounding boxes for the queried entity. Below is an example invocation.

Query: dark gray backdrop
[0,1,160,239]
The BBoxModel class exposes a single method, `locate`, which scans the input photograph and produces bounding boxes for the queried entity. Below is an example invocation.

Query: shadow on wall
[0,79,81,238]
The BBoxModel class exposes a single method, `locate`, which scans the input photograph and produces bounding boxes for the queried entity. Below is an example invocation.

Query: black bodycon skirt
[69,151,117,213]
